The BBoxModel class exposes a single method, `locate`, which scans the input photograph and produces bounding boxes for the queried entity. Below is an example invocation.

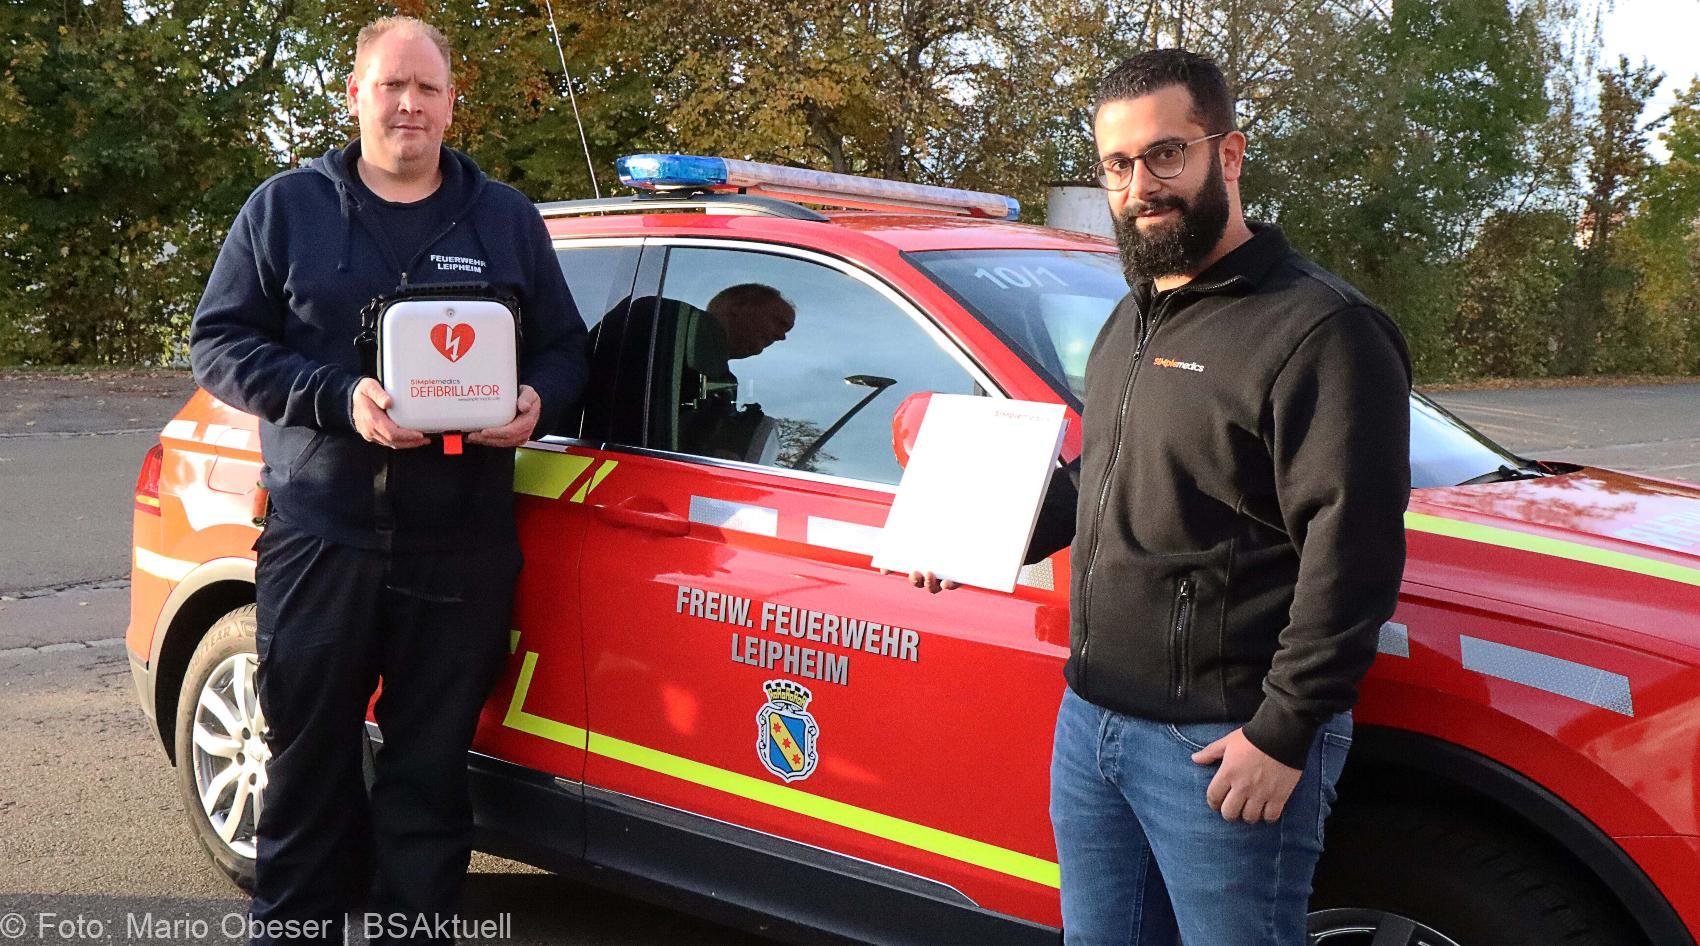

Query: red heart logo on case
[430,323,476,362]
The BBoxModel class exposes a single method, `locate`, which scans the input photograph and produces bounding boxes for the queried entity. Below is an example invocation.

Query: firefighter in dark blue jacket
[189,16,586,945]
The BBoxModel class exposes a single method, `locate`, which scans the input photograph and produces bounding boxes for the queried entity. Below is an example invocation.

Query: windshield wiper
[1458,464,1546,486]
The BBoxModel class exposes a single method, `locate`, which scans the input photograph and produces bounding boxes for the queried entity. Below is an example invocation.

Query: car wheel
[1309,805,1639,946]
[173,604,265,891]
[1308,908,1465,946]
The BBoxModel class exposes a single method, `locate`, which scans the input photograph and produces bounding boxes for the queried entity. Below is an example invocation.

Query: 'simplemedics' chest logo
[430,322,476,362]
[1152,355,1205,373]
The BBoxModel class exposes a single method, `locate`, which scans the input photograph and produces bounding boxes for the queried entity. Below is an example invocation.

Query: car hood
[1408,467,1700,653]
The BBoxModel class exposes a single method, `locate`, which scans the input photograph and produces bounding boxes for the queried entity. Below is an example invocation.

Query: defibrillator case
[362,284,521,434]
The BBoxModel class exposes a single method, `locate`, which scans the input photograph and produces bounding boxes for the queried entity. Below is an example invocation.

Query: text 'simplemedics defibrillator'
[362,283,521,435]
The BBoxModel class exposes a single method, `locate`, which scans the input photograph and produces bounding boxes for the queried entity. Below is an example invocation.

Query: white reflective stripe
[134,548,196,582]
[161,419,197,440]
[806,516,882,556]
[1378,621,1410,658]
[1459,636,1634,717]
[689,496,779,537]
[808,515,1053,592]
[1016,559,1055,592]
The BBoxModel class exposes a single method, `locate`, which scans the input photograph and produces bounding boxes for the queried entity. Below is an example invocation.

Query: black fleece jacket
[190,144,587,551]
[1028,224,1411,768]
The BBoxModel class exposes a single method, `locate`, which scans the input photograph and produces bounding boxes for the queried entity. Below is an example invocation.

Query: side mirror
[890,392,933,468]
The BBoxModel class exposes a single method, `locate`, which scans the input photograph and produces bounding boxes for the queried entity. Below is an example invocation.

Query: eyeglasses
[1091,133,1228,189]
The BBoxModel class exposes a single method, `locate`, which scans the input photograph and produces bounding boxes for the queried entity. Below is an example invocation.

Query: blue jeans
[1050,686,1352,946]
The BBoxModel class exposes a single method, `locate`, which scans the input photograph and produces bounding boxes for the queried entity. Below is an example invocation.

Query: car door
[576,239,1071,926]
[472,238,644,795]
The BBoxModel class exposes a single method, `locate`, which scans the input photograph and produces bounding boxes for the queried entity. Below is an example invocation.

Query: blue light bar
[614,153,1020,220]
[616,154,729,189]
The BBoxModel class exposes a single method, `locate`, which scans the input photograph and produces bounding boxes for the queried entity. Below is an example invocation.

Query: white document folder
[872,395,1069,593]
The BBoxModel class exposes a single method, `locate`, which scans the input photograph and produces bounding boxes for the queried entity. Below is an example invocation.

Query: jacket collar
[313,142,488,218]
[310,142,489,275]
[1136,221,1294,302]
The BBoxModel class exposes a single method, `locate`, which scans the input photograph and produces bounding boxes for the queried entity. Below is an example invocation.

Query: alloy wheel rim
[1308,908,1465,946]
[190,651,268,860]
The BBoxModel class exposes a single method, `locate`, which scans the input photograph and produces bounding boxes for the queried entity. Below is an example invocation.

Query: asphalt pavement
[1,371,1697,946]
[1429,383,1700,482]
[0,370,196,596]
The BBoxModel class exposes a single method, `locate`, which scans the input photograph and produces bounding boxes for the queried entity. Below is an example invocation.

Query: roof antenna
[542,0,601,198]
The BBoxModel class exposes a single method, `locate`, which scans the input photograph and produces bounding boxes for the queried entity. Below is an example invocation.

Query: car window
[552,244,641,440]
[555,244,641,330]
[645,246,983,485]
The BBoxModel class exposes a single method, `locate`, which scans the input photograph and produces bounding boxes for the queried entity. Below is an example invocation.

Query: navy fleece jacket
[190,144,587,551]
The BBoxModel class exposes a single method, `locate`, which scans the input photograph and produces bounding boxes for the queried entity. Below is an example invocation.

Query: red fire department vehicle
[128,155,1700,946]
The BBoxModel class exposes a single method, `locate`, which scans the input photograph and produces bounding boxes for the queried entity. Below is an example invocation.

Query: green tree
[1447,209,1577,378]
[1607,78,1700,373]
[1244,0,1555,378]
[548,0,1007,185]
[0,0,293,364]
[1566,55,1660,373]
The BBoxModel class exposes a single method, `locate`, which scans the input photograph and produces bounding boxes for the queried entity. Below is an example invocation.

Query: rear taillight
[135,442,164,514]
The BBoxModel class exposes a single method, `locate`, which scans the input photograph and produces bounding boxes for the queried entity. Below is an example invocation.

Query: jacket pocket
[1168,575,1196,702]
[1077,545,1228,715]
[288,430,327,479]
[263,428,327,488]
[280,432,371,520]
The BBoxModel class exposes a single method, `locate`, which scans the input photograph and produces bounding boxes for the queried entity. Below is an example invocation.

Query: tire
[173,604,263,892]
[1308,804,1641,946]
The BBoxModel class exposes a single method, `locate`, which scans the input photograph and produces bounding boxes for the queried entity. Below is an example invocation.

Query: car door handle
[594,498,691,537]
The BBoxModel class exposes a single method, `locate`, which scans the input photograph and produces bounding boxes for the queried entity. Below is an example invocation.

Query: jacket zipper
[1077,297,1168,688]
[400,219,460,286]
[1170,576,1195,701]
[344,184,461,288]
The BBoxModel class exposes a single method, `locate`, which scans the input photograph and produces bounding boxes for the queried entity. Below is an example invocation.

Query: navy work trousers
[247,511,520,945]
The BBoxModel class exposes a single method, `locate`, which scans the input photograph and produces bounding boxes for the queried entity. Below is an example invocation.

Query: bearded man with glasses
[1045,47,1412,945]
[905,48,1414,945]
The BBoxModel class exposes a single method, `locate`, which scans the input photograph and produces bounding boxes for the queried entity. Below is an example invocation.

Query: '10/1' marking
[973,265,1068,291]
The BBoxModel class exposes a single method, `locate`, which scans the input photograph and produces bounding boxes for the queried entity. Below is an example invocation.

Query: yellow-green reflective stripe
[503,652,588,748]
[1405,511,1700,589]
[587,731,1060,888]
[514,451,594,500]
[502,648,1059,889]
[572,459,618,503]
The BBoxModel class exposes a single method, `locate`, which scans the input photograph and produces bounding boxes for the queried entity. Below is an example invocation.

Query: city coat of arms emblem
[756,680,820,782]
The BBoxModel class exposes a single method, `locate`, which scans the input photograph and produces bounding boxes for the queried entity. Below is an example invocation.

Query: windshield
[1407,392,1528,488]
[909,249,1128,401]
[910,248,1531,489]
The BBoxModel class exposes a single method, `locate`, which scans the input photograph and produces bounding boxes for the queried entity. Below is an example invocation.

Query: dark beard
[1110,154,1230,284]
